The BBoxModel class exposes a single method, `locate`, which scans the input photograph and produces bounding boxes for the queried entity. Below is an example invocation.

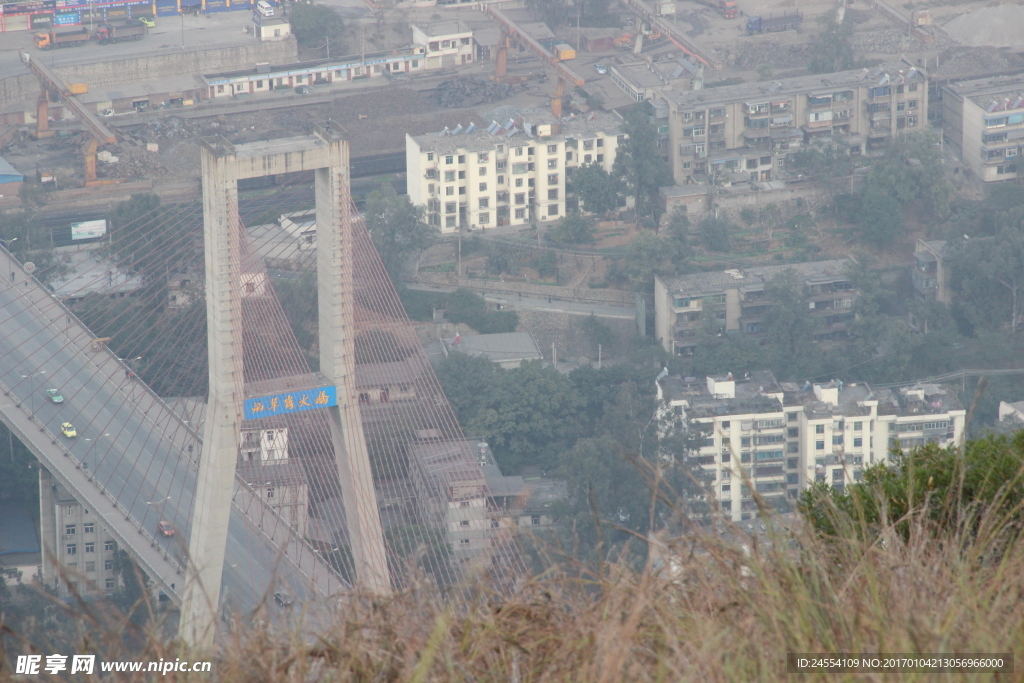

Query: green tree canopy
[808,15,855,74]
[613,105,672,219]
[571,162,620,216]
[364,182,433,281]
[697,216,732,252]
[547,212,596,245]
[289,2,345,52]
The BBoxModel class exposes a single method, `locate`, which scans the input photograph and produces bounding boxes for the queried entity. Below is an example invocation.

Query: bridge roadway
[0,246,343,617]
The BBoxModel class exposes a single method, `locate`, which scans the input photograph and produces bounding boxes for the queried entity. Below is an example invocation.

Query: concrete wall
[0,39,296,109]
[516,309,636,362]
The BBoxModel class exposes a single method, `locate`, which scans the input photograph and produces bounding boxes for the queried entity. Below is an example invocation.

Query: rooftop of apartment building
[660,372,962,421]
[943,74,1024,109]
[409,438,487,496]
[658,259,852,297]
[235,459,308,487]
[412,20,472,38]
[409,111,622,155]
[661,63,926,109]
[659,370,784,418]
[614,59,698,89]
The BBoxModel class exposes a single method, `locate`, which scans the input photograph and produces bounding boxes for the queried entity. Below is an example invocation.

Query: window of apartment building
[85,561,95,572]
[479,198,489,208]
[547,174,559,185]
[85,543,95,553]
[909,83,918,91]
[445,155,454,164]
[908,99,918,109]
[596,138,604,147]
[104,541,115,552]
[512,163,528,174]
[566,152,573,162]
[547,158,557,169]
[709,107,725,118]
[105,578,115,590]
[445,202,456,213]
[104,559,113,571]
[479,212,490,224]
[64,505,76,516]
[740,436,751,447]
[427,152,434,162]
[815,424,825,434]
[65,524,76,536]
[478,152,489,163]
[787,427,799,438]
[584,154,592,163]
[721,469,731,479]
[514,177,523,188]
[583,140,594,150]
[596,154,604,163]
[548,189,558,200]
[741,452,751,464]
[479,182,487,192]
[66,544,77,556]
[816,440,825,450]
[721,484,731,494]
[514,193,525,205]
[683,111,693,122]
[832,435,844,446]
[515,208,526,219]
[787,442,799,453]
[444,171,455,182]
[548,204,558,216]
[478,167,487,177]
[897,101,905,111]
[446,216,456,228]
[853,421,863,431]
[497,175,504,184]
[907,115,918,127]
[445,186,454,196]
[787,412,798,422]
[514,147,524,156]
[496,159,506,170]
[853,437,863,448]
[458,170,466,179]
[527,147,535,156]
[721,450,731,463]
[547,144,557,154]
[427,183,435,195]
[746,159,757,170]
[684,126,705,137]
[459,187,466,195]
[458,155,465,163]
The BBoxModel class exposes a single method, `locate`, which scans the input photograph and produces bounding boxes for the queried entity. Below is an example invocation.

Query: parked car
[274,592,293,608]
[295,85,312,95]
[46,388,64,404]
[594,63,608,75]
[137,16,155,27]
[60,422,76,438]
[157,521,175,537]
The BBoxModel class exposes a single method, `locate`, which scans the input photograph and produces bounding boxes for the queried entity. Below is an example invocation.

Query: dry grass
[5,496,1024,682]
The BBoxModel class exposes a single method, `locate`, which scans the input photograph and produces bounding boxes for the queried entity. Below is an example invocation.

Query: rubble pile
[435,78,523,109]
[99,143,169,180]
[931,46,1024,79]
[853,28,952,54]
[141,115,203,141]
[731,40,811,70]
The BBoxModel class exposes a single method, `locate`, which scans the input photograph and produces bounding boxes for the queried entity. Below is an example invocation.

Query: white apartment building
[407,112,621,233]
[410,21,477,68]
[942,74,1024,183]
[40,468,124,600]
[657,371,966,522]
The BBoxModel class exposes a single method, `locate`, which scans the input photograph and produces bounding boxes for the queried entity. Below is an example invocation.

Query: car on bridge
[46,388,64,404]
[60,422,76,438]
[274,592,293,608]
[157,521,175,537]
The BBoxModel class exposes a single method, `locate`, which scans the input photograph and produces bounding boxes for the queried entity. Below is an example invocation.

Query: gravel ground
[943,5,1024,50]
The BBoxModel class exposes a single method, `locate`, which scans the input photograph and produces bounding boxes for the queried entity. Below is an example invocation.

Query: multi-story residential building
[911,239,952,304]
[653,259,856,356]
[407,112,621,233]
[657,372,966,522]
[39,468,124,599]
[941,75,1024,182]
[661,62,927,185]
[611,59,701,103]
[411,21,477,68]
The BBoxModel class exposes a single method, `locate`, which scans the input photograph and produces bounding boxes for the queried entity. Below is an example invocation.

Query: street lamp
[20,371,46,414]
[0,237,17,248]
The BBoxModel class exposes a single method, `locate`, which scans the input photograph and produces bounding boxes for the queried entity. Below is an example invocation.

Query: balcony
[806,95,832,109]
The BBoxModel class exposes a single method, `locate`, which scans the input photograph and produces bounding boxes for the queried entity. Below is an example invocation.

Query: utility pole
[598,344,602,369]
[457,231,462,280]
[552,343,557,370]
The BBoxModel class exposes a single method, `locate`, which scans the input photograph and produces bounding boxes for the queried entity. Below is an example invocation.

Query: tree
[443,288,518,333]
[547,212,595,245]
[761,273,823,379]
[364,182,433,281]
[948,230,1024,334]
[808,14,855,74]
[697,217,732,252]
[571,162,620,216]
[289,2,346,52]
[108,193,197,287]
[622,232,665,291]
[789,141,855,197]
[613,105,672,219]
[858,186,904,246]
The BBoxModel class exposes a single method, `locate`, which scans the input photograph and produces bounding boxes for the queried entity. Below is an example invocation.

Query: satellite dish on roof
[24,262,36,274]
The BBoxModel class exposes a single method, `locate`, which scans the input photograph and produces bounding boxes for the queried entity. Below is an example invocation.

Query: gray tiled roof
[659,259,852,296]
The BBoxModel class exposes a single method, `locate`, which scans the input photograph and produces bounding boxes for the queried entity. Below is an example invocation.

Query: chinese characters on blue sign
[244,386,337,420]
